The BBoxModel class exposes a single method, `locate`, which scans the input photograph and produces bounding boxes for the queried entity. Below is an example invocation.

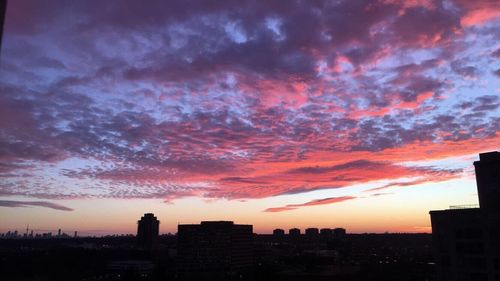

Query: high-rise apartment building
[430,151,500,281]
[137,213,159,250]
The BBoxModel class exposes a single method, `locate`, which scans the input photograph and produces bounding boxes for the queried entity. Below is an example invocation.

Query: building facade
[177,221,254,279]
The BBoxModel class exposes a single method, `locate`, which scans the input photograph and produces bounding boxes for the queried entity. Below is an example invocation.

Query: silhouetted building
[320,228,333,240]
[305,227,319,236]
[177,221,253,279]
[289,228,301,243]
[289,228,300,237]
[305,228,319,244]
[273,228,285,238]
[137,213,159,250]
[430,151,500,281]
[334,227,347,239]
[474,151,500,212]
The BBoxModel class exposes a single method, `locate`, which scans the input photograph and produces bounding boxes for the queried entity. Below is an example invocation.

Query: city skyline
[1,0,499,235]
[0,217,349,237]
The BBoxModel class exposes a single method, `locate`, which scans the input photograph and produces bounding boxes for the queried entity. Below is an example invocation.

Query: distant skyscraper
[430,151,500,281]
[177,221,253,279]
[137,213,159,250]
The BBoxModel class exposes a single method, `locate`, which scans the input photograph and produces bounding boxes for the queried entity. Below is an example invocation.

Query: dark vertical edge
[0,0,6,55]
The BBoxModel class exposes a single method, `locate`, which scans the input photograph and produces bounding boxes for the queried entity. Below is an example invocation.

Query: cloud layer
[265,196,357,212]
[0,200,74,211]
[0,0,499,209]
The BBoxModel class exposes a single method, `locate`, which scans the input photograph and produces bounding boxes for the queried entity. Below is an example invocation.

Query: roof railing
[449,204,479,209]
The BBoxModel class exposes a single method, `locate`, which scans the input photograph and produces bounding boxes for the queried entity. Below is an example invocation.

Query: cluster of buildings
[135,214,347,279]
[136,217,256,279]
[272,227,346,240]
[0,228,77,239]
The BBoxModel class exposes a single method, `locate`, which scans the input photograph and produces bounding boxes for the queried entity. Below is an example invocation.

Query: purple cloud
[0,200,74,211]
[0,0,498,203]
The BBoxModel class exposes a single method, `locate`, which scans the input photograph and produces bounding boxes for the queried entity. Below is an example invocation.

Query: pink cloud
[264,196,357,212]
[0,0,498,204]
[457,0,500,27]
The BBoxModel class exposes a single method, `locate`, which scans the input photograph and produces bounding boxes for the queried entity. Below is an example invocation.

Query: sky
[0,0,499,235]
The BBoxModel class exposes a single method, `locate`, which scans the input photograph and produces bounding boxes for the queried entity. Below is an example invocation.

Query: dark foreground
[0,233,435,281]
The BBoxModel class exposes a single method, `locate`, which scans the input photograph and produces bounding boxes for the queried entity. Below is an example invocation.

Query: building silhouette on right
[430,151,500,281]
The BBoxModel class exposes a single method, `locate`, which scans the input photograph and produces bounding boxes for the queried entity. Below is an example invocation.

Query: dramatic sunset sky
[0,0,499,235]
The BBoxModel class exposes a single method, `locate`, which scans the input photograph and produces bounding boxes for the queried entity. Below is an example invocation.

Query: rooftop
[478,151,500,162]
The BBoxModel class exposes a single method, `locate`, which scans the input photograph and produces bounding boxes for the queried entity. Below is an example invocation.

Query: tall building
[474,151,500,212]
[430,151,500,281]
[137,213,159,250]
[177,221,254,279]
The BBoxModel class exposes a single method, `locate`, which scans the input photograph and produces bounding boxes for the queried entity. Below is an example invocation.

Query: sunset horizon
[1,0,499,237]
